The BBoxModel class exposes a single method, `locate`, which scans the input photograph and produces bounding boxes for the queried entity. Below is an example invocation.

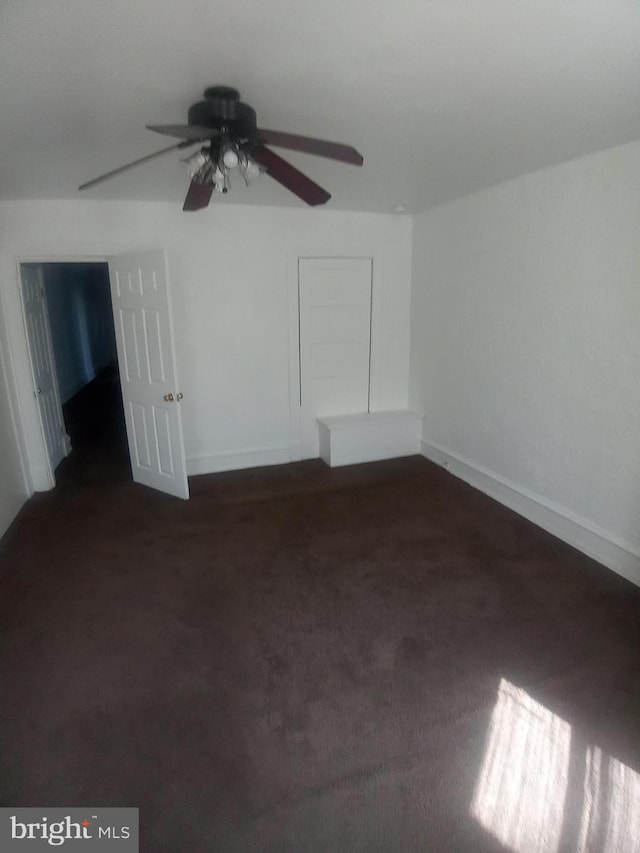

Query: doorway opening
[18,250,189,499]
[21,262,128,487]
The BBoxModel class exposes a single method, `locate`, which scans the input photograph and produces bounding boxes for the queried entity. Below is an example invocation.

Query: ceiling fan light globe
[212,165,227,193]
[222,148,239,169]
[240,156,262,186]
[185,150,207,169]
[183,150,211,179]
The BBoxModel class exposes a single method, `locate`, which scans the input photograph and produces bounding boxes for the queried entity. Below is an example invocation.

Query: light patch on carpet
[471,678,570,853]
[471,678,640,853]
[578,746,640,853]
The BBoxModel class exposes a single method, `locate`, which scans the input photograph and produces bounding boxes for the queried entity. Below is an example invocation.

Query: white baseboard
[186,445,292,476]
[420,438,640,589]
[288,438,302,463]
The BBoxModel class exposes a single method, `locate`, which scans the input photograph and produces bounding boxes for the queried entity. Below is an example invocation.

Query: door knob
[36,387,42,395]
[176,392,183,401]
[164,393,174,402]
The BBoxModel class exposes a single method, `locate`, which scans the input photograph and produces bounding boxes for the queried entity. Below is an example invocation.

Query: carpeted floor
[2,376,640,852]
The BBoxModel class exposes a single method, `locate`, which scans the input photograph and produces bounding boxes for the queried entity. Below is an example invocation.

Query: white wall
[410,140,640,584]
[0,200,412,490]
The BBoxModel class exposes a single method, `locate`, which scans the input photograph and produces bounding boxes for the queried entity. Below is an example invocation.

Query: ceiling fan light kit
[79,86,364,212]
[183,139,263,193]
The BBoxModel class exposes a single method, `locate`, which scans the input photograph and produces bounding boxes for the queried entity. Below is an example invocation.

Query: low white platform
[317,410,422,467]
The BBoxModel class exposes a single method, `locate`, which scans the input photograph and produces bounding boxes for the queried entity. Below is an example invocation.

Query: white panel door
[108,250,189,500]
[21,264,67,471]
[299,258,372,458]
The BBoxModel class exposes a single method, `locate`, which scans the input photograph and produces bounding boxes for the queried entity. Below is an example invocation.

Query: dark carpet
[2,380,640,852]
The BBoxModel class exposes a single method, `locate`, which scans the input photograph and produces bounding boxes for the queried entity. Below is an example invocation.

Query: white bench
[317,410,422,468]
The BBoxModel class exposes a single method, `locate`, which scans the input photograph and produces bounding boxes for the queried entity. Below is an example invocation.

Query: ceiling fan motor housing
[188,87,257,138]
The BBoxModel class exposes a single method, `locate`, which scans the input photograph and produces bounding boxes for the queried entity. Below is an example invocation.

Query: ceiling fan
[79,86,364,211]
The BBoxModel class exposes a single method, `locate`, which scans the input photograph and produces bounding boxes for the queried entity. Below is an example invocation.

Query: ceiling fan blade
[183,180,213,212]
[251,145,331,206]
[79,141,196,190]
[147,124,219,141]
[256,129,363,166]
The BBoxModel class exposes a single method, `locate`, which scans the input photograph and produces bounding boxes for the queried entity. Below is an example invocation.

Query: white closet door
[298,258,372,459]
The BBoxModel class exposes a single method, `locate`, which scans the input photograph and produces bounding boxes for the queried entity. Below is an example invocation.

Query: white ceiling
[1,1,639,214]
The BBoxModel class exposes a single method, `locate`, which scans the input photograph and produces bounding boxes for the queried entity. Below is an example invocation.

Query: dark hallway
[56,365,129,488]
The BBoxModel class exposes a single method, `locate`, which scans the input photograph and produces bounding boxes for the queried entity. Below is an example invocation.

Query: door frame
[0,250,146,493]
[0,252,113,493]
[19,262,72,474]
